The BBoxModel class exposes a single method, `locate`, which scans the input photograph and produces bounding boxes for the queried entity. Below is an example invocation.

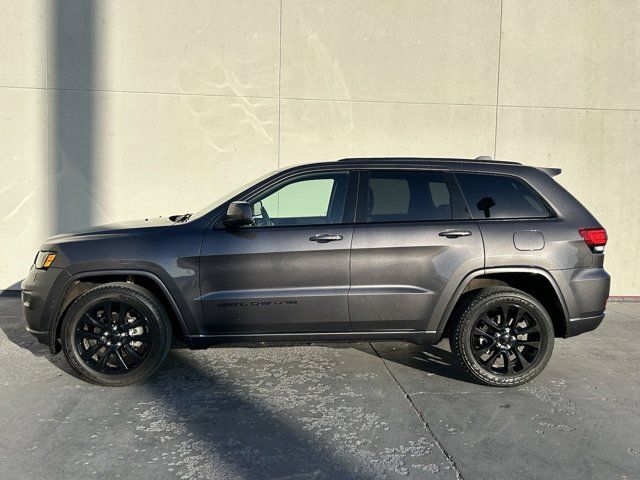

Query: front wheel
[61,282,172,386]
[449,287,554,387]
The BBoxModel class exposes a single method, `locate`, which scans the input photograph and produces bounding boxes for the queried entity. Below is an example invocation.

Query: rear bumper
[567,312,605,337]
[552,266,610,338]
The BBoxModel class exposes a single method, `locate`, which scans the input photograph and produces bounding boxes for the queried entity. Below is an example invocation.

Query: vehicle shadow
[0,297,82,380]
[0,297,49,355]
[1,304,366,478]
[137,349,369,479]
[352,341,473,385]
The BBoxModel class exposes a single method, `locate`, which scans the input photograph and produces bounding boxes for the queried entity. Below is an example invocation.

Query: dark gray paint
[21,157,610,353]
[513,230,545,251]
[349,221,483,331]
[199,225,354,333]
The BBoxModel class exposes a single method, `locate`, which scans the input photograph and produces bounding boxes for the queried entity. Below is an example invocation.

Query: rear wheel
[449,287,554,387]
[61,282,172,386]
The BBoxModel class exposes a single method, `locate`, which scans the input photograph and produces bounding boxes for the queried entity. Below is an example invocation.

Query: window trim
[214,169,360,229]
[355,168,466,225]
[453,170,557,221]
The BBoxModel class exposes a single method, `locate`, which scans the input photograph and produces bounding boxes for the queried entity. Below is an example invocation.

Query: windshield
[189,168,282,220]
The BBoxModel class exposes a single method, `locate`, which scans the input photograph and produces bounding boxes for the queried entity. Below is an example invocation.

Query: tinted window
[456,173,550,219]
[248,172,349,227]
[366,171,451,223]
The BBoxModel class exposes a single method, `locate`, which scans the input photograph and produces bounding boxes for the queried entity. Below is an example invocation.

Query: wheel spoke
[96,347,113,372]
[84,312,106,330]
[480,315,501,332]
[475,342,496,355]
[500,304,510,327]
[103,302,112,322]
[503,351,513,374]
[76,329,103,341]
[127,317,145,329]
[483,349,501,368]
[114,349,129,371]
[517,340,541,349]
[518,324,540,335]
[124,344,144,363]
[81,342,103,361]
[472,327,493,339]
[130,333,150,343]
[514,348,530,369]
[514,306,525,324]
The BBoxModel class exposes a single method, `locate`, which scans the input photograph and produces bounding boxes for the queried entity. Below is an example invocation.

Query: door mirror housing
[224,201,253,227]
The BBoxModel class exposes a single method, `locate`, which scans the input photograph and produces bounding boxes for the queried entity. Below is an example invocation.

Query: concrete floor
[0,297,639,480]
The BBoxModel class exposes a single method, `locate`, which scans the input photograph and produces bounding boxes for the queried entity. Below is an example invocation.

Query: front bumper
[21,266,69,350]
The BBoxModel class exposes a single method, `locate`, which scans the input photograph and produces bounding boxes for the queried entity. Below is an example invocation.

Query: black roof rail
[336,157,523,166]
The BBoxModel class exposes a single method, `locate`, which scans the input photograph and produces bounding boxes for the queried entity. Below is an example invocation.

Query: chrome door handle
[309,234,343,243]
[439,229,472,238]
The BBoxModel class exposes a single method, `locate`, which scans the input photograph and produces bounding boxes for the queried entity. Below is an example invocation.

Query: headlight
[34,251,57,269]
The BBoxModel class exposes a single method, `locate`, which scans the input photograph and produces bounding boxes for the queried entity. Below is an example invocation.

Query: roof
[336,157,522,166]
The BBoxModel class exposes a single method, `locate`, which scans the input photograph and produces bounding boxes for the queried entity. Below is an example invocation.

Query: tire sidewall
[455,290,555,387]
[62,284,171,386]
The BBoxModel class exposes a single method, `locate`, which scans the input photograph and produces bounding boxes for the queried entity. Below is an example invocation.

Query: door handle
[439,229,472,239]
[309,234,343,243]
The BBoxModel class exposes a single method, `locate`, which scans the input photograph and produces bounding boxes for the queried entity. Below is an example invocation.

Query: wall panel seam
[280,97,496,108]
[44,0,50,239]
[277,0,283,168]
[23,87,278,101]
[493,0,504,159]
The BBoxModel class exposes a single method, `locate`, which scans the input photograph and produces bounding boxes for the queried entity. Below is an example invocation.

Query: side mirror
[224,201,253,227]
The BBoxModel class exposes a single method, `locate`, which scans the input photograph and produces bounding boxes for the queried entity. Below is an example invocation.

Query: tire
[61,282,172,386]
[449,287,554,387]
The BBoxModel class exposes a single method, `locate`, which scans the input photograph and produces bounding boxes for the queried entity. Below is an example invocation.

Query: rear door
[349,169,484,332]
[199,169,358,334]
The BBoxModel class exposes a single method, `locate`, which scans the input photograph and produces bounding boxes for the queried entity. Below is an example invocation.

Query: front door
[199,170,357,334]
[349,169,485,332]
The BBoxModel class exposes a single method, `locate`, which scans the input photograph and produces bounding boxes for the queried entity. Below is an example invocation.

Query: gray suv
[21,158,610,387]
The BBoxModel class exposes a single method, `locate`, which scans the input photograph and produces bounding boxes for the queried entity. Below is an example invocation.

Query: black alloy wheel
[75,300,151,374]
[449,287,554,387]
[470,302,542,376]
[62,282,172,386]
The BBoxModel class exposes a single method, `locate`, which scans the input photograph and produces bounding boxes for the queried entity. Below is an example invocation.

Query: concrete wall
[1,0,638,294]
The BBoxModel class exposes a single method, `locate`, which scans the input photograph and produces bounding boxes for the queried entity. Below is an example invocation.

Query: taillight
[579,228,607,253]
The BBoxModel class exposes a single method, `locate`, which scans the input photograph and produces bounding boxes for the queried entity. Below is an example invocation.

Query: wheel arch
[439,267,570,338]
[50,269,192,353]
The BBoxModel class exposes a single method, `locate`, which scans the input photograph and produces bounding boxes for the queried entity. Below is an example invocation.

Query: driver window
[249,172,349,227]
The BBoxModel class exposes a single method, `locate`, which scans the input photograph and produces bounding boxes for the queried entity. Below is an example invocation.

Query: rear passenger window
[366,171,451,223]
[456,173,551,219]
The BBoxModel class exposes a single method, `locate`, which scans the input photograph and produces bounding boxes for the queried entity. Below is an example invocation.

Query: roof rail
[336,157,522,166]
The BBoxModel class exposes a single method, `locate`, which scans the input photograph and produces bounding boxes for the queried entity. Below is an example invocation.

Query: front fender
[48,264,198,353]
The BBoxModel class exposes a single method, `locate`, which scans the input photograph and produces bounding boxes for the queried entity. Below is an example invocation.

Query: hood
[46,216,176,243]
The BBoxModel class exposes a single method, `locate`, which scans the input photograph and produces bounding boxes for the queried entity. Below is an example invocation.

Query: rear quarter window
[456,172,551,219]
